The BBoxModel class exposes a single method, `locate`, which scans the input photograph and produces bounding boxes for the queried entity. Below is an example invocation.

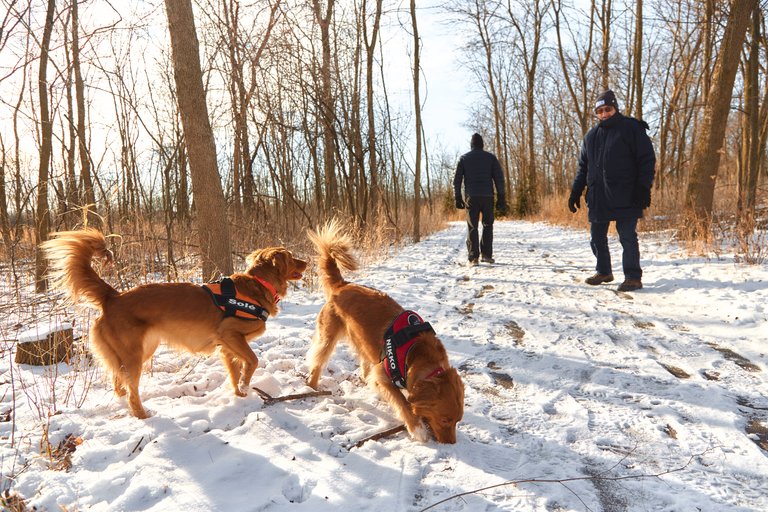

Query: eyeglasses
[595,106,615,115]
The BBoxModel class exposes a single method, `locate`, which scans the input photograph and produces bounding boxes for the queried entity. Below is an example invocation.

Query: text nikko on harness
[381,310,435,388]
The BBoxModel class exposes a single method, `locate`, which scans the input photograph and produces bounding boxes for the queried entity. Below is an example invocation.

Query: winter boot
[585,273,614,285]
[617,278,642,292]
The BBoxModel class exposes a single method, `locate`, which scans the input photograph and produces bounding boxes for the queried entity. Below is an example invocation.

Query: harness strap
[381,310,435,388]
[202,277,269,322]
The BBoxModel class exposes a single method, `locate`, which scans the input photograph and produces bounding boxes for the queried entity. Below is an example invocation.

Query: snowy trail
[3,220,767,511]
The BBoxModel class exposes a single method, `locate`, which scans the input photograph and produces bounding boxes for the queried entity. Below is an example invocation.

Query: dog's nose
[436,431,457,444]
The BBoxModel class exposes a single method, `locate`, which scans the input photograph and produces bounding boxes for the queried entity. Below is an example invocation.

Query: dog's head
[245,247,307,287]
[409,367,465,444]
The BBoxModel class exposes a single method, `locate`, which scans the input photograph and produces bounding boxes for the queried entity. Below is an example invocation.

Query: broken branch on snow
[253,387,331,405]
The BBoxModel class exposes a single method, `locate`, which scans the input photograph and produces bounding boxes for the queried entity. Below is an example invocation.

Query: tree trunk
[34,0,56,293]
[72,0,96,225]
[702,0,714,103]
[410,0,422,243]
[738,4,761,216]
[599,0,612,89]
[64,32,78,228]
[507,0,545,215]
[164,0,233,279]
[631,0,643,119]
[224,0,244,219]
[312,0,338,213]
[684,0,757,233]
[552,0,595,139]
[363,0,383,219]
[0,136,10,251]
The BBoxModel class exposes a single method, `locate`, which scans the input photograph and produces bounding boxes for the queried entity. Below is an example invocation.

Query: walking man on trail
[454,133,507,266]
[568,90,656,292]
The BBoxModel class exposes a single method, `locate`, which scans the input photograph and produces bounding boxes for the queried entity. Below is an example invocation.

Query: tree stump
[15,322,74,365]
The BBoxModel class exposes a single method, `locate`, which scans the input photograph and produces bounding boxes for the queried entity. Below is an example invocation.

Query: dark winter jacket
[572,112,656,222]
[454,148,505,200]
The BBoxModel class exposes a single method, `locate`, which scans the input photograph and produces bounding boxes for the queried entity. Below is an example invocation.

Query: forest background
[0,0,766,287]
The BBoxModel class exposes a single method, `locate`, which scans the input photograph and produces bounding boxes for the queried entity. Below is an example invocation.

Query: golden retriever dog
[305,221,464,443]
[41,229,306,419]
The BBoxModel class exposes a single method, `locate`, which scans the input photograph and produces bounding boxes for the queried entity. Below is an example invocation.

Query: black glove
[455,198,465,209]
[633,186,651,209]
[568,190,581,213]
[496,198,508,216]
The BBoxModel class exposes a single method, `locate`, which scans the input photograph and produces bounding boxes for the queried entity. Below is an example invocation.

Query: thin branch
[349,424,406,449]
[419,453,702,511]
[129,436,144,455]
[252,386,331,405]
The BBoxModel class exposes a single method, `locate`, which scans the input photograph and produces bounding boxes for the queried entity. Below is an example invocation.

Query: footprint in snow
[281,474,316,503]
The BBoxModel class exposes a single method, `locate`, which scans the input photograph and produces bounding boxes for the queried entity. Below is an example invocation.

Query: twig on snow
[253,387,331,405]
[130,436,144,455]
[349,424,407,449]
[419,453,702,511]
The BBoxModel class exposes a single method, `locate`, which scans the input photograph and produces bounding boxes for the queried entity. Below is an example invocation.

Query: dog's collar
[250,274,280,304]
[425,367,445,380]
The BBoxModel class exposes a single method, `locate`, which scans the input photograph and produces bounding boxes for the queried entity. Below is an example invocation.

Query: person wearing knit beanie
[568,89,656,292]
[594,90,619,112]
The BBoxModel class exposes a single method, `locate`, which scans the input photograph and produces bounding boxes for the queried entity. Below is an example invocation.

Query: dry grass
[1,203,451,305]
[534,175,768,264]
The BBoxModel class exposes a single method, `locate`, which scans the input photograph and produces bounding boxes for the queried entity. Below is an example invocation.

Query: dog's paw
[132,408,151,420]
[408,422,430,443]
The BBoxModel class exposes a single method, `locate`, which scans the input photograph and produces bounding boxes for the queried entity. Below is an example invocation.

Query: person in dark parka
[454,133,507,265]
[568,90,656,292]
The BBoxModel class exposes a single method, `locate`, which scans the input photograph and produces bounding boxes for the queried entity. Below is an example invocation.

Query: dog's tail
[40,229,117,310]
[307,219,358,298]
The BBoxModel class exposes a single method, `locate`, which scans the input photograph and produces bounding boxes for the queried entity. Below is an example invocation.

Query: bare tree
[164,0,232,278]
[597,0,611,89]
[630,0,643,119]
[312,0,338,213]
[0,0,29,252]
[505,0,547,215]
[0,135,8,251]
[737,4,762,217]
[362,0,383,220]
[654,0,701,192]
[34,0,56,292]
[551,0,596,138]
[72,0,95,225]
[410,0,422,242]
[684,0,758,232]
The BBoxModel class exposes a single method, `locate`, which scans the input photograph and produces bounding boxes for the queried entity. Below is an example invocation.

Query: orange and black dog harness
[202,277,269,321]
[381,310,437,388]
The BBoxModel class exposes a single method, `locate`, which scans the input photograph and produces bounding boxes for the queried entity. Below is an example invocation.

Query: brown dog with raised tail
[41,229,306,419]
[306,220,464,443]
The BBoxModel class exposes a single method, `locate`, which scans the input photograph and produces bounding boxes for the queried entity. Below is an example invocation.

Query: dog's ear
[246,248,306,281]
[246,248,286,273]
[245,249,261,269]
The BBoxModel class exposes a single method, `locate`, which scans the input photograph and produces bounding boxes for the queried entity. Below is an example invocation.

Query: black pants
[590,218,641,279]
[465,196,494,261]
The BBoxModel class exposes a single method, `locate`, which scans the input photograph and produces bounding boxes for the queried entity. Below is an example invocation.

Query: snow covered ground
[2,220,767,511]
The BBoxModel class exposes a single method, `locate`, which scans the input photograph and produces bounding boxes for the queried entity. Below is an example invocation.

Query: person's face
[595,105,616,121]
